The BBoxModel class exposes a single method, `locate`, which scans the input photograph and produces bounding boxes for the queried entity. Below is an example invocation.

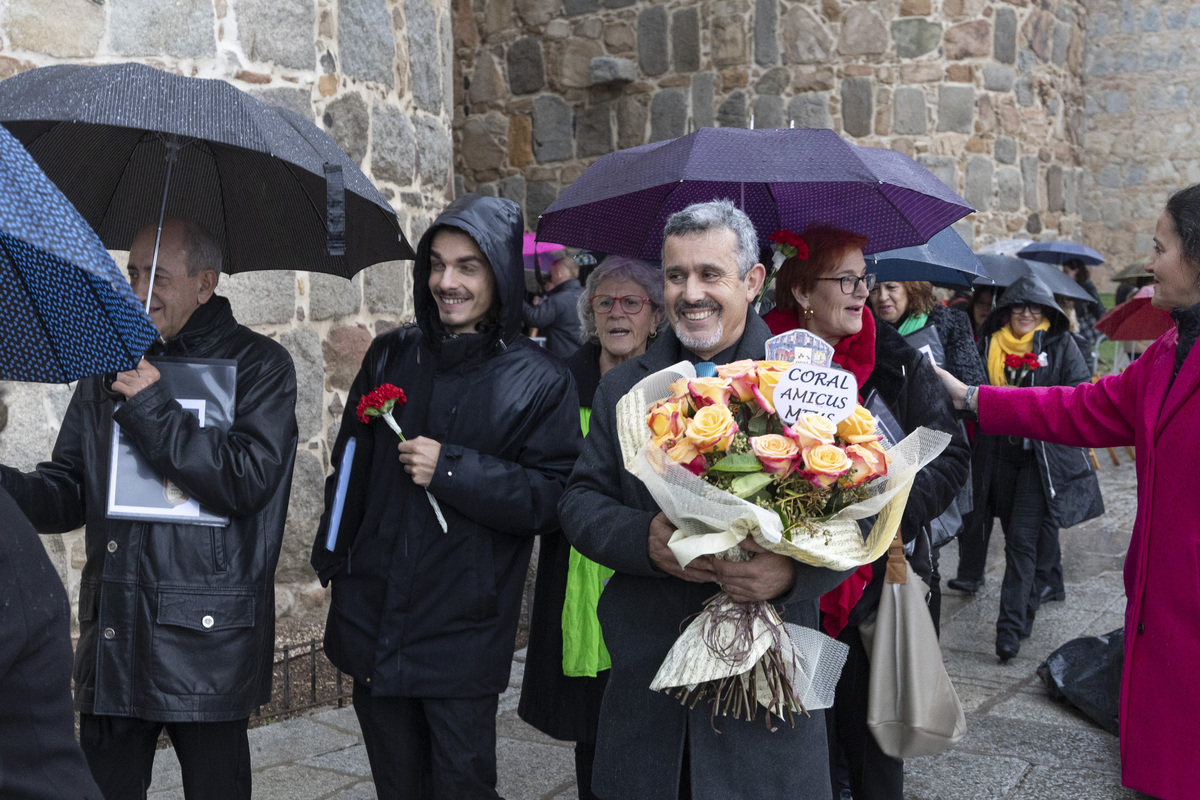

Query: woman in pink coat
[935,184,1200,800]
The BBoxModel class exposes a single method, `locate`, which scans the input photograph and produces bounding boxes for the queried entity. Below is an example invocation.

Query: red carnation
[356,383,407,425]
[1005,354,1024,369]
[1023,352,1041,369]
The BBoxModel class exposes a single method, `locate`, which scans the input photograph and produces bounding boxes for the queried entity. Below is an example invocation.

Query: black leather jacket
[317,195,581,697]
[1,296,298,721]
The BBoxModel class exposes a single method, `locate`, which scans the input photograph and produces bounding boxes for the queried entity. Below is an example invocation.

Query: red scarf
[761,307,878,636]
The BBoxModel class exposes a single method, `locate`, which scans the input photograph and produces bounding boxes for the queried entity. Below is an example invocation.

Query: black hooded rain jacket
[316,194,581,697]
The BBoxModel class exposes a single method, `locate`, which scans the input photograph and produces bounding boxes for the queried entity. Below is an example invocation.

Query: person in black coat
[519,255,665,800]
[523,255,585,358]
[314,195,581,799]
[1,220,298,799]
[962,275,1104,661]
[0,487,102,800]
[559,202,855,800]
[767,228,969,800]
[868,280,987,630]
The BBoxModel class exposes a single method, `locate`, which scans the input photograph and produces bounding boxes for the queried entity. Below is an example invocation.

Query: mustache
[673,299,720,315]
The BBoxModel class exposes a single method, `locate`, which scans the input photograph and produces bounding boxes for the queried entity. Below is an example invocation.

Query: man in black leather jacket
[0,219,298,799]
[314,195,580,799]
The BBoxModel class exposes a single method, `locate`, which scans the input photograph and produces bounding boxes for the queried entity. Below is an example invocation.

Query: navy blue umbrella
[0,126,158,383]
[866,227,991,287]
[1018,241,1105,266]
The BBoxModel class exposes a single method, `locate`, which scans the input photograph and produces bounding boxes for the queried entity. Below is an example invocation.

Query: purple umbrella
[536,127,973,260]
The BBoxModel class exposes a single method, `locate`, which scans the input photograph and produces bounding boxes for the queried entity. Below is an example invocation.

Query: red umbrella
[1095,286,1172,341]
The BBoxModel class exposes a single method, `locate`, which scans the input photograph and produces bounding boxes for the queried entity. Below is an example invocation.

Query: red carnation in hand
[356,383,407,425]
[1005,354,1024,369]
[1023,352,1041,369]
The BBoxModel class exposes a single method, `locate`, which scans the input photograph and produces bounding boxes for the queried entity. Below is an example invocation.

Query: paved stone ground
[147,454,1147,800]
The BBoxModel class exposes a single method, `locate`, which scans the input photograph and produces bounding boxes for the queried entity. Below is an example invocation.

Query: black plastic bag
[1036,628,1123,735]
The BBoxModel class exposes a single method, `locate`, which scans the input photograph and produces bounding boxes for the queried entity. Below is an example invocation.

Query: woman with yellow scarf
[965,275,1103,661]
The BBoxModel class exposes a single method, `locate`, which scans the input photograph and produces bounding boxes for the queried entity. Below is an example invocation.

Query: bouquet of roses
[1003,352,1041,386]
[615,360,951,726]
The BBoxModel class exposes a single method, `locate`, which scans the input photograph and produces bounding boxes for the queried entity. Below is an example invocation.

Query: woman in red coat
[935,184,1200,800]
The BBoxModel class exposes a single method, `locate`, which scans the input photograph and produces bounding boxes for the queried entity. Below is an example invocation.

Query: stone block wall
[450,0,1087,253]
[0,0,455,631]
[1079,0,1200,283]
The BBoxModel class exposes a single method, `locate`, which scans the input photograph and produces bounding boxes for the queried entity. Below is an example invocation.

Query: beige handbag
[859,535,967,758]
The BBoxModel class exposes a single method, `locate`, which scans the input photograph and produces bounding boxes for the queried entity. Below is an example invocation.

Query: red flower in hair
[768,229,809,260]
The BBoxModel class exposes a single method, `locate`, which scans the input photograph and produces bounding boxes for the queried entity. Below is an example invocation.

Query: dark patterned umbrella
[0,126,157,383]
[536,127,973,259]
[0,62,413,280]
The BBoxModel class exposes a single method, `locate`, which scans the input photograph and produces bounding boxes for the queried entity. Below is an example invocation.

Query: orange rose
[844,440,890,486]
[751,361,790,413]
[716,360,758,402]
[837,405,880,444]
[666,437,707,475]
[647,399,686,439]
[688,376,733,407]
[786,413,837,449]
[802,443,852,487]
[685,404,738,453]
[750,434,800,475]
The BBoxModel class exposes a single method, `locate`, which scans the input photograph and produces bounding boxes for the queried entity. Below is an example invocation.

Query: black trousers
[825,627,904,800]
[954,510,994,584]
[79,714,250,800]
[352,682,502,800]
[991,449,1058,646]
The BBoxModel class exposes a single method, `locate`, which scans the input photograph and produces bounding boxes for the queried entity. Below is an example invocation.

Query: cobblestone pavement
[147,455,1146,800]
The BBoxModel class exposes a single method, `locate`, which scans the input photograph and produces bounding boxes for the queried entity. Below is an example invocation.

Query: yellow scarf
[987,319,1051,386]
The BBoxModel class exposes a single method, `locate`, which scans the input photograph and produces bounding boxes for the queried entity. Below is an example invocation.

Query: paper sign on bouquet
[765,329,857,425]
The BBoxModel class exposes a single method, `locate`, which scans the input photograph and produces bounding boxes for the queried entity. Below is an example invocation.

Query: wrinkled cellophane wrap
[617,362,952,720]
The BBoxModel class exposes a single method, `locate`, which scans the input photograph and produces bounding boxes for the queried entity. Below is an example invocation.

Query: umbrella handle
[145,135,181,317]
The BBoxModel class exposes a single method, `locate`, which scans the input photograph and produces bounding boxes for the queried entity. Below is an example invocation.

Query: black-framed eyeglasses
[817,273,877,295]
[1011,303,1044,316]
[590,294,651,314]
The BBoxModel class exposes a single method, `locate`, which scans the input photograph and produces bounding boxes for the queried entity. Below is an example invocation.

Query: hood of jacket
[980,274,1069,339]
[413,194,525,361]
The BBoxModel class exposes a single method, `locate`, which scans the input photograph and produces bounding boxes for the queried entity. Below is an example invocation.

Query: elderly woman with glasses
[962,274,1103,662]
[519,255,664,800]
[765,228,969,800]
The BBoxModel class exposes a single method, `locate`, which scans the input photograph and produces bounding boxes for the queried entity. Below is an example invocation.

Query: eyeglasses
[1011,303,1044,316]
[817,273,877,295]
[590,294,651,314]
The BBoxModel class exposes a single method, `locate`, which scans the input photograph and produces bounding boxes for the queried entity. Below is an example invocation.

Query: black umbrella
[972,254,1093,302]
[0,62,414,282]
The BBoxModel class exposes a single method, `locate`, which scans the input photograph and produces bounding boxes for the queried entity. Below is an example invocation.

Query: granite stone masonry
[452,0,1088,278]
[0,0,454,631]
[1080,0,1200,279]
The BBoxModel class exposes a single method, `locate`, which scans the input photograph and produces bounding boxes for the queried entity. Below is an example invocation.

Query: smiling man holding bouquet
[313,194,581,799]
[558,201,858,799]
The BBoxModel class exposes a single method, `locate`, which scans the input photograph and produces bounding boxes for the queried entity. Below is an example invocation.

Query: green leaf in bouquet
[730,471,774,498]
[746,414,768,436]
[710,453,764,473]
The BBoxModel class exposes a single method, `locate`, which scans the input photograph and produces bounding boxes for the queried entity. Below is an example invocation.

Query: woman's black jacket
[974,276,1104,528]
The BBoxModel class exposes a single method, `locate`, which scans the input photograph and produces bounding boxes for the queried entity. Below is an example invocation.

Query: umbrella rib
[0,235,69,382]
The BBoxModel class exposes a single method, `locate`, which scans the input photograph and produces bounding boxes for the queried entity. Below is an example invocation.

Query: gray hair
[175,219,223,276]
[661,199,759,279]
[576,255,666,344]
